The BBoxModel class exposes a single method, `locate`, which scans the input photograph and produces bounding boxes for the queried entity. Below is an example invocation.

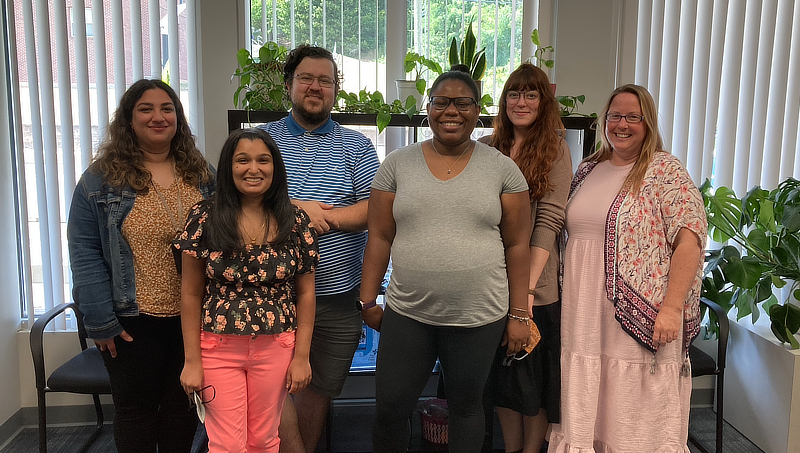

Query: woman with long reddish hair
[481,63,572,453]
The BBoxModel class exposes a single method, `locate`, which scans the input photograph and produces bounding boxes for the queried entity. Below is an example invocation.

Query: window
[6,0,197,324]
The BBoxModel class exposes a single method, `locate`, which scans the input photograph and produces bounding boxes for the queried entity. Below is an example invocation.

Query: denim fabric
[67,164,215,340]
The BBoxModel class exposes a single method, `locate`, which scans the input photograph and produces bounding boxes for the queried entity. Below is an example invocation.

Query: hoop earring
[420,116,430,128]
[476,118,485,129]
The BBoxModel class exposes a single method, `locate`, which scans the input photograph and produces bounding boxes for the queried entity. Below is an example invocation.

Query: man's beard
[291,94,331,126]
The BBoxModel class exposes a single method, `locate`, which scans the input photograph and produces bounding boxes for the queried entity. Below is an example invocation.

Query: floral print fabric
[175,200,318,336]
[569,152,707,354]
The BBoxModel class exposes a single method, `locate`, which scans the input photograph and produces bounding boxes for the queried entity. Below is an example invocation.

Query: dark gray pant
[373,307,505,453]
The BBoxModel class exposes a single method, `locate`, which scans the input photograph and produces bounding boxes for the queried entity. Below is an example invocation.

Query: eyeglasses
[501,350,530,367]
[506,91,540,103]
[429,96,477,112]
[605,113,644,124]
[292,73,335,88]
[188,385,216,423]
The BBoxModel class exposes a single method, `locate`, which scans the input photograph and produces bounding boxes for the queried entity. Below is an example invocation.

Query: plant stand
[724,312,800,453]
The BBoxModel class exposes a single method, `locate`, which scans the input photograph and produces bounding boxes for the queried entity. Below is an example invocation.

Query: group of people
[67,40,706,453]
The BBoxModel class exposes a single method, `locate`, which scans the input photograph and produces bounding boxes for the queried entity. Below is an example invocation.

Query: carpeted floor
[0,406,762,452]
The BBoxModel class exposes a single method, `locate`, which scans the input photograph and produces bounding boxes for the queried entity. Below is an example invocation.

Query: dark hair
[283,44,340,92]
[94,79,212,191]
[489,63,565,199]
[205,128,295,251]
[430,69,480,102]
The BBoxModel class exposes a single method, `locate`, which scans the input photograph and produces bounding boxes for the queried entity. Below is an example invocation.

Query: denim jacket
[67,164,215,340]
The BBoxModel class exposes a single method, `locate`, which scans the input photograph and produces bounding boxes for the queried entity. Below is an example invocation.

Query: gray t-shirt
[372,141,528,327]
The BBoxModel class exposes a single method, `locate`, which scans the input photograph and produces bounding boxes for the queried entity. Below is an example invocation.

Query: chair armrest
[699,297,728,372]
[29,302,77,391]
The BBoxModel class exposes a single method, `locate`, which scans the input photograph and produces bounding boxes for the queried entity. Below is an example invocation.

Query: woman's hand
[180,360,204,395]
[361,305,384,332]
[94,330,133,358]
[503,319,530,355]
[654,305,682,346]
[286,357,312,394]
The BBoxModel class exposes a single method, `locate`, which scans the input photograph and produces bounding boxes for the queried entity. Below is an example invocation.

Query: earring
[476,118,485,129]
[420,117,430,128]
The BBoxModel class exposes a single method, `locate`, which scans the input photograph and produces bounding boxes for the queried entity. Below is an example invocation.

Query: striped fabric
[260,115,380,296]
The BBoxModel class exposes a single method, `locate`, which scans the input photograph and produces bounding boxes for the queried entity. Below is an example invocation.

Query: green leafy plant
[447,21,486,81]
[556,95,595,117]
[232,42,290,111]
[336,89,419,133]
[700,177,800,348]
[530,29,554,69]
[403,52,442,95]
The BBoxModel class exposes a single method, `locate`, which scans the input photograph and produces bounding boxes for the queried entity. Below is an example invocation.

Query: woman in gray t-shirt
[359,69,532,452]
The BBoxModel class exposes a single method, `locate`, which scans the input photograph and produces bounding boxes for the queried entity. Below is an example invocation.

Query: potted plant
[336,88,419,133]
[447,21,486,86]
[530,29,554,70]
[700,177,800,347]
[398,51,442,110]
[232,41,290,111]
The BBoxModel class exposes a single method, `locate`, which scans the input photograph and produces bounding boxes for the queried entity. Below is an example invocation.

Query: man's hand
[293,200,339,234]
[94,330,133,358]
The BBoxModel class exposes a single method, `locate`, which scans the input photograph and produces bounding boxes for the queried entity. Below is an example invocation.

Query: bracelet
[510,307,528,313]
[528,289,536,295]
[507,313,530,323]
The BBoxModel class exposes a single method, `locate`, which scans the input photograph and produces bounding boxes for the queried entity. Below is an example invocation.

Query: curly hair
[586,84,664,194]
[205,128,295,251]
[93,79,212,192]
[488,63,564,199]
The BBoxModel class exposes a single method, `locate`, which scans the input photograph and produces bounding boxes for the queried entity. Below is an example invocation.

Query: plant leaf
[725,255,762,289]
[416,79,426,95]
[376,111,391,133]
[463,22,477,66]
[472,51,486,80]
[448,38,459,67]
[531,29,541,46]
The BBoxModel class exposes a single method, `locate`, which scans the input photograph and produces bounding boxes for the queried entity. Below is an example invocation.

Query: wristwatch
[357,299,377,311]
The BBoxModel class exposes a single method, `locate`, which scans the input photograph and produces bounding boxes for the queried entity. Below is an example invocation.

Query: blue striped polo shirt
[260,115,380,296]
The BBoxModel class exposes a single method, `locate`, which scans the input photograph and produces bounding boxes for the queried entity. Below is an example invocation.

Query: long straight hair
[585,84,665,194]
[488,63,564,199]
[204,128,294,251]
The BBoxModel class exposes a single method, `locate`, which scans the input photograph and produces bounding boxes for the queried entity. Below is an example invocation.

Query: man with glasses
[259,44,380,453]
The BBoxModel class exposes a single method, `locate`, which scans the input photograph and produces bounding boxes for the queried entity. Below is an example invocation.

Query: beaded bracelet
[507,313,530,322]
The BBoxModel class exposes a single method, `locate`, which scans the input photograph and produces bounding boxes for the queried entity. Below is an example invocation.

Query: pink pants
[200,331,295,453]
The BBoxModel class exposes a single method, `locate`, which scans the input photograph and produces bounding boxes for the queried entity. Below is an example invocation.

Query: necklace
[241,215,267,245]
[430,139,473,174]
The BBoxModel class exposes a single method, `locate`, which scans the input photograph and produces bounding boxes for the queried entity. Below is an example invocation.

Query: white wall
[0,18,25,429]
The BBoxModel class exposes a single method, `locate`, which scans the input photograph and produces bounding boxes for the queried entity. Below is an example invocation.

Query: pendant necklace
[241,215,267,245]
[430,139,473,174]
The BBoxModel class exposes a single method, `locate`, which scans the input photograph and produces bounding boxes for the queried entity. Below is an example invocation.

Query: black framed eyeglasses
[293,73,335,88]
[429,96,477,111]
[605,113,644,124]
[189,384,216,423]
[500,350,530,366]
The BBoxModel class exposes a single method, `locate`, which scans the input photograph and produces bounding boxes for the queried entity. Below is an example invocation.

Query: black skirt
[485,302,561,422]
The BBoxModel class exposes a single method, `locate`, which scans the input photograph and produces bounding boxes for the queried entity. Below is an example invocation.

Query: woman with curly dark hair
[67,79,214,452]
[480,63,572,453]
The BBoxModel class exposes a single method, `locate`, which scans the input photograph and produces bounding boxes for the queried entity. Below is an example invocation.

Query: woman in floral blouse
[547,85,706,452]
[176,128,318,452]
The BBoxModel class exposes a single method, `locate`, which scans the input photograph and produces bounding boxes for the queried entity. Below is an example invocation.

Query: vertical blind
[635,0,800,193]
[6,0,197,327]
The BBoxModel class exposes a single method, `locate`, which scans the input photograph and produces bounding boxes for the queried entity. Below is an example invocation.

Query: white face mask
[193,390,206,423]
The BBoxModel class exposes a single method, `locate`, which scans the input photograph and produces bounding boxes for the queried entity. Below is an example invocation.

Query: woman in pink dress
[548,84,706,453]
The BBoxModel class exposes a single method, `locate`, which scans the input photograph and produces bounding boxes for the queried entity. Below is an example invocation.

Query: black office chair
[688,297,729,453]
[30,302,112,453]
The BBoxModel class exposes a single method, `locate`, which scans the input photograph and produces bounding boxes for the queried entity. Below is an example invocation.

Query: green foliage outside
[248,0,523,99]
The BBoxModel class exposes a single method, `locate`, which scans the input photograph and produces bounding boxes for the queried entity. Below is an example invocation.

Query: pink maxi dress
[548,160,691,453]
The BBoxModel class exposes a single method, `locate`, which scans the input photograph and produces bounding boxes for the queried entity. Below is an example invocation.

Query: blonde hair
[585,84,665,194]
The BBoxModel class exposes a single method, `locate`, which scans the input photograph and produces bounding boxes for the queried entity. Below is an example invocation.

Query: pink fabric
[548,161,691,453]
[201,331,295,453]
[568,153,707,354]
